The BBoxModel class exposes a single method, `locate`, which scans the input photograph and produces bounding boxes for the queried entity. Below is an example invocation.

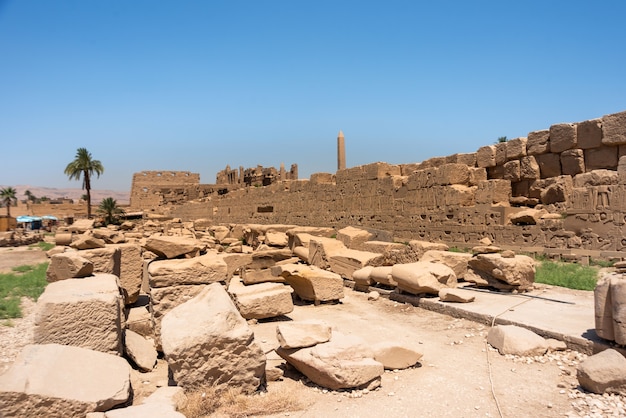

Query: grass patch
[448,246,471,253]
[29,241,55,252]
[182,386,304,418]
[0,262,48,320]
[535,260,598,291]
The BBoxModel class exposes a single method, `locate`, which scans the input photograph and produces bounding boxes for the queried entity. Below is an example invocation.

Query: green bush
[0,262,48,320]
[535,260,598,291]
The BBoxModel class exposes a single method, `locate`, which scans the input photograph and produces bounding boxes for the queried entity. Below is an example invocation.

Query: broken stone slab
[144,235,205,259]
[34,273,125,355]
[241,267,286,285]
[438,288,475,303]
[104,243,144,305]
[361,241,407,254]
[218,253,254,279]
[420,250,472,279]
[276,321,332,349]
[142,386,187,410]
[148,252,227,288]
[127,305,153,339]
[595,273,617,342]
[466,253,535,292]
[70,234,107,250]
[487,325,548,356]
[81,247,121,278]
[124,329,157,372]
[336,226,374,250]
[68,218,95,233]
[293,246,309,262]
[371,342,423,370]
[0,344,131,417]
[286,227,336,249]
[46,251,94,282]
[308,237,348,270]
[104,403,185,418]
[265,231,289,247]
[272,264,344,304]
[392,262,457,295]
[161,283,266,393]
[370,266,396,287]
[352,266,375,288]
[276,332,384,390]
[328,248,382,280]
[92,228,126,244]
[577,349,626,395]
[408,240,449,258]
[248,248,294,269]
[508,208,548,225]
[227,277,294,320]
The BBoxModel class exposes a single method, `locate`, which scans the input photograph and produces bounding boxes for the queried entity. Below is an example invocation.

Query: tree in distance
[0,187,18,217]
[64,148,104,219]
[97,197,125,226]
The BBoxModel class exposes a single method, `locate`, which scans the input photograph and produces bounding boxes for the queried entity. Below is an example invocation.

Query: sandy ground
[0,247,612,417]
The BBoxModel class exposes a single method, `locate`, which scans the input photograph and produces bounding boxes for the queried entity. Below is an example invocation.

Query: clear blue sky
[1,1,625,193]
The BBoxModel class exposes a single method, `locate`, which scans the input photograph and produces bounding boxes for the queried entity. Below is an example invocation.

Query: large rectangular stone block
[520,156,540,180]
[561,149,585,175]
[602,110,626,145]
[550,123,577,153]
[536,153,562,178]
[34,274,124,355]
[585,146,618,171]
[362,162,401,180]
[506,137,527,160]
[527,129,550,155]
[495,142,507,165]
[476,145,496,168]
[577,119,603,149]
[503,160,521,182]
[439,163,470,185]
[476,180,511,205]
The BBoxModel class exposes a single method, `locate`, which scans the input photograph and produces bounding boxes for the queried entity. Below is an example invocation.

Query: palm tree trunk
[85,170,92,218]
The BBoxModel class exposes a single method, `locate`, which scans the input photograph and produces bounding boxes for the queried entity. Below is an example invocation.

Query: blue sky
[1,1,625,193]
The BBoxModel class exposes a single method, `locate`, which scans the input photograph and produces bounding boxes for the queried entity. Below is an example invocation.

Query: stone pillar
[280,163,285,181]
[337,130,346,171]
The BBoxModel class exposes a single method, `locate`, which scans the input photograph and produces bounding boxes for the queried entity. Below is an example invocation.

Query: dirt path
[0,247,48,273]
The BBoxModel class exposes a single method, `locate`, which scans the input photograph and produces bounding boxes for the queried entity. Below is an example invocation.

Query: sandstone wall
[129,171,200,211]
[165,110,626,253]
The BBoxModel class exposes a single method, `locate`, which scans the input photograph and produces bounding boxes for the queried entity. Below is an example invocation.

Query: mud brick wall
[164,111,626,252]
[129,171,200,211]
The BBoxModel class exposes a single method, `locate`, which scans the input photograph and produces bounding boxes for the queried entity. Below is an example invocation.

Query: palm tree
[0,187,18,217]
[64,148,104,218]
[97,197,124,225]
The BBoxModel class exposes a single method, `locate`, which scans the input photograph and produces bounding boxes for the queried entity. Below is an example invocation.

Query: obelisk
[337,130,346,171]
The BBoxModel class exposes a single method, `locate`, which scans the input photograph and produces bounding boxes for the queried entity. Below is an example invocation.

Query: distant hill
[0,185,130,205]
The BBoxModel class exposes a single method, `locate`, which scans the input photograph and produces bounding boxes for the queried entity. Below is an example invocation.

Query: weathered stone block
[392,262,457,295]
[495,142,507,165]
[46,252,94,282]
[439,163,470,185]
[475,180,511,205]
[536,153,562,178]
[81,247,121,277]
[148,252,227,287]
[420,250,471,278]
[272,264,344,303]
[602,110,626,146]
[527,129,550,155]
[476,145,496,168]
[503,160,521,182]
[577,349,626,395]
[561,149,585,175]
[506,137,527,160]
[585,146,618,171]
[519,156,540,180]
[276,321,332,349]
[577,119,603,149]
[469,167,487,185]
[361,162,401,179]
[228,277,294,320]
[550,123,577,153]
[34,274,124,355]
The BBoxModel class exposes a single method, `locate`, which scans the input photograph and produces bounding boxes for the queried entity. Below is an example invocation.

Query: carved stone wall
[159,111,626,253]
[129,171,201,211]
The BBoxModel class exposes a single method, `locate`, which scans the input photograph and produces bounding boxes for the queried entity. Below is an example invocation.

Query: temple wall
[162,110,626,253]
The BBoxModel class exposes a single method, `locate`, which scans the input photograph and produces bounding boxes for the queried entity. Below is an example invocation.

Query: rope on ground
[485,289,546,418]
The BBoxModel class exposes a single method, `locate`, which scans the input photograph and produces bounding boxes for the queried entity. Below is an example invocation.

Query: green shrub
[0,262,48,320]
[535,260,598,291]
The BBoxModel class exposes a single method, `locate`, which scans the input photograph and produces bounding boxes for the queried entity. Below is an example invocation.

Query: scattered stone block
[508,208,547,225]
[276,332,384,390]
[420,250,471,279]
[438,288,475,303]
[276,321,332,349]
[466,254,535,292]
[241,267,286,285]
[34,274,124,355]
[92,228,126,244]
[370,266,396,287]
[124,329,157,372]
[337,226,374,250]
[265,231,288,247]
[371,342,423,369]
[487,325,548,356]
[144,235,204,259]
[69,218,95,233]
[161,283,266,393]
[142,386,187,410]
[71,234,107,250]
[127,305,153,339]
[148,252,227,287]
[0,344,131,417]
[228,277,294,319]
[272,264,344,303]
[352,266,375,287]
[46,252,94,282]
[81,247,121,277]
[577,349,626,395]
[392,262,457,295]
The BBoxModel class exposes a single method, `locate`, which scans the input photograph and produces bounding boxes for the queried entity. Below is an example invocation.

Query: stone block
[71,234,107,250]
[475,180,511,205]
[469,167,487,185]
[506,137,527,160]
[420,250,471,279]
[127,305,153,339]
[577,349,626,395]
[337,226,374,250]
[272,264,344,303]
[227,277,294,319]
[602,110,626,146]
[487,164,505,179]
[503,160,521,182]
[161,283,266,393]
[310,172,334,184]
[46,252,94,282]
[392,262,457,295]
[577,119,603,149]
[619,156,626,184]
[495,142,507,165]
[34,274,124,355]
[361,162,401,179]
[370,266,396,286]
[573,170,618,187]
[476,145,496,168]
[455,152,477,167]
[466,254,535,292]
[81,247,121,277]
[124,329,157,372]
[439,288,475,303]
[439,163,470,185]
[550,123,577,153]
[527,129,550,155]
[371,342,423,369]
[519,156,540,180]
[148,252,227,287]
[0,344,131,417]
[111,243,144,305]
[144,236,204,259]
[536,153,562,178]
[276,321,332,349]
[585,146,618,171]
[561,149,585,175]
[594,274,616,341]
[487,325,548,356]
